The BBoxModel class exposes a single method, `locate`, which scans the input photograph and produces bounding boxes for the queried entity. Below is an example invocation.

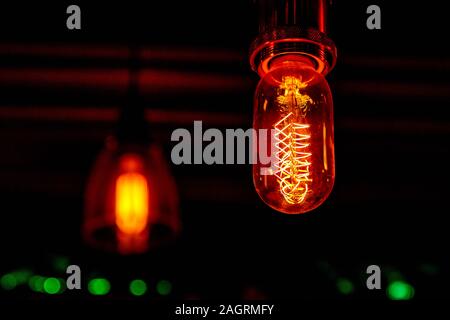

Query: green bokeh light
[1,274,17,290]
[88,278,111,296]
[43,277,62,294]
[387,281,415,300]
[336,278,354,295]
[130,279,147,296]
[29,275,46,292]
[156,280,172,296]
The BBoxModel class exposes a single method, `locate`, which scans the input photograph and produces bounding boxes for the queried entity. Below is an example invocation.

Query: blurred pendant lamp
[83,46,180,255]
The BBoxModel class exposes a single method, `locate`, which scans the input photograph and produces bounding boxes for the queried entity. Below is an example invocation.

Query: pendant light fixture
[83,46,180,254]
[250,0,337,214]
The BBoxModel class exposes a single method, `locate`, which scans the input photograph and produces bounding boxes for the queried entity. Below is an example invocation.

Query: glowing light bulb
[115,155,149,235]
[114,154,150,253]
[253,57,335,214]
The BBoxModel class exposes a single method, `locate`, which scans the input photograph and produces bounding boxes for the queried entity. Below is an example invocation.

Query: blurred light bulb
[84,137,180,254]
[115,154,149,235]
[253,57,335,214]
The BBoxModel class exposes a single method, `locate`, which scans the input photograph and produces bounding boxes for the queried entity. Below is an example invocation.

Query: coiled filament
[273,76,313,204]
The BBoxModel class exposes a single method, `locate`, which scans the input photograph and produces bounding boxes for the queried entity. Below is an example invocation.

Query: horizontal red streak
[336,81,450,98]
[342,56,450,72]
[0,107,248,126]
[0,68,251,93]
[0,44,243,63]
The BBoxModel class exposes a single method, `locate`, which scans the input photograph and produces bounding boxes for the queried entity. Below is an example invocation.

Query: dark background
[0,0,449,304]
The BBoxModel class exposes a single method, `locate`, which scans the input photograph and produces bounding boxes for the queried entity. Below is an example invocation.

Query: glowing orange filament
[273,76,313,204]
[115,172,149,234]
